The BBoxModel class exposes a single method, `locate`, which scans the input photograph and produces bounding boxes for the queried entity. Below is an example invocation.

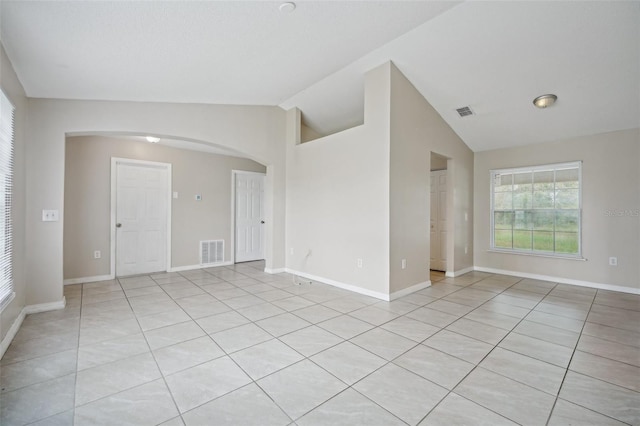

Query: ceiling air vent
[456,106,474,117]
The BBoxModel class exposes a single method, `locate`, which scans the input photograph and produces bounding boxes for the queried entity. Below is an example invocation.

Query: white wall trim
[474,266,640,295]
[1,308,25,358]
[169,262,233,272]
[265,267,286,274]
[111,157,172,278]
[285,268,391,301]
[0,298,66,359]
[64,274,114,285]
[389,280,431,301]
[24,297,67,315]
[446,266,474,278]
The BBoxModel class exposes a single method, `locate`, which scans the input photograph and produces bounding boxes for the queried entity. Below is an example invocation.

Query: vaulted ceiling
[1,1,638,152]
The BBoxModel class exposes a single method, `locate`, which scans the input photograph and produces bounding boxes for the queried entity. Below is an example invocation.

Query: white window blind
[0,90,15,311]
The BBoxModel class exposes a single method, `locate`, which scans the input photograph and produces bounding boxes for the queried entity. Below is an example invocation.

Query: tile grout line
[413,274,533,425]
[543,285,598,426]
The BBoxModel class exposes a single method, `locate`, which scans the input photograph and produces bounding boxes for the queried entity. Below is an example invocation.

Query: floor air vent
[200,240,224,265]
[456,106,474,117]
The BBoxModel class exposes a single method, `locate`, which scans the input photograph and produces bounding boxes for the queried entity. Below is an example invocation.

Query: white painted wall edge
[64,274,114,285]
[389,281,431,301]
[264,267,286,274]
[1,297,66,358]
[286,268,391,301]
[169,262,233,272]
[446,266,474,278]
[474,266,640,295]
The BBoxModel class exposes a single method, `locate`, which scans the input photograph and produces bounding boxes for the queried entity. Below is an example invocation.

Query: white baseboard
[64,274,114,285]
[389,280,431,301]
[285,268,391,301]
[445,266,474,278]
[169,262,233,272]
[264,268,286,274]
[1,308,26,359]
[474,266,640,295]
[24,297,67,315]
[1,297,66,359]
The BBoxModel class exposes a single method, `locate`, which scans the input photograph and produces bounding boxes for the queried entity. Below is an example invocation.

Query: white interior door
[116,162,169,276]
[235,172,265,263]
[430,169,448,271]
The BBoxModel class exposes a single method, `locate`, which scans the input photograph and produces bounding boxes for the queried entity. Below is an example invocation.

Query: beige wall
[300,122,323,143]
[474,128,640,291]
[431,153,448,171]
[285,63,391,296]
[0,43,27,344]
[286,62,475,298]
[389,63,474,292]
[26,99,286,306]
[64,135,265,280]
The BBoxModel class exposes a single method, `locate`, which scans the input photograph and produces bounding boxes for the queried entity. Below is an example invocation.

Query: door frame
[429,153,454,276]
[110,157,173,277]
[231,170,266,264]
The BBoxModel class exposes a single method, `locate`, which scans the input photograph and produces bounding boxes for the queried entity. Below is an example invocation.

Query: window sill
[487,249,586,261]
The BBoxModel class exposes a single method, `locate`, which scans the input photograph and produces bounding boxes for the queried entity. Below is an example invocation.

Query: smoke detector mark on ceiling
[456,106,474,117]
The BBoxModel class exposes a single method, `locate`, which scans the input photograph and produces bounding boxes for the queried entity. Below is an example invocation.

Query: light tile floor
[2,262,639,425]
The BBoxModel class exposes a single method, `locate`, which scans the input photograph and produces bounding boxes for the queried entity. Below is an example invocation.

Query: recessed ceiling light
[533,94,557,109]
[146,136,160,143]
[279,2,296,13]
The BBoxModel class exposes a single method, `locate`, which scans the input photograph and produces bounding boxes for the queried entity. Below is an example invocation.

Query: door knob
[261,220,265,224]
[116,223,122,228]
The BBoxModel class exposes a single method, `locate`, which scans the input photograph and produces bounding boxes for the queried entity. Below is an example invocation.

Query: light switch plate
[42,209,59,222]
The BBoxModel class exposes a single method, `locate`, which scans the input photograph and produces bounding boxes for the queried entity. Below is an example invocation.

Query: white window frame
[0,89,15,312]
[490,161,583,259]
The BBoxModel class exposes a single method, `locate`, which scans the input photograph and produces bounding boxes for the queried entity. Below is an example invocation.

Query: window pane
[494,173,513,191]
[556,168,579,189]
[494,230,512,248]
[555,189,579,209]
[533,231,554,251]
[533,170,554,209]
[494,192,512,210]
[513,230,532,250]
[534,170,554,185]
[513,187,532,209]
[513,171,532,187]
[555,232,579,254]
[532,211,554,231]
[556,210,579,233]
[490,162,580,257]
[514,210,532,230]
[494,211,514,229]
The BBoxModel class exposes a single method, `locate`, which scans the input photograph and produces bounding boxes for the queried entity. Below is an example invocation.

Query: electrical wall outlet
[42,209,59,222]
[357,258,363,268]
[401,259,407,269]
[609,257,618,266]
[94,250,101,259]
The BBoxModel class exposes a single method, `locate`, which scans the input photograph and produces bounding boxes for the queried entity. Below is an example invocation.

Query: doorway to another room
[430,152,448,273]
[233,171,266,263]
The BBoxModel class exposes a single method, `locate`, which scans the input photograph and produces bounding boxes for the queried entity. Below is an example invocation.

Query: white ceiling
[1,1,638,152]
